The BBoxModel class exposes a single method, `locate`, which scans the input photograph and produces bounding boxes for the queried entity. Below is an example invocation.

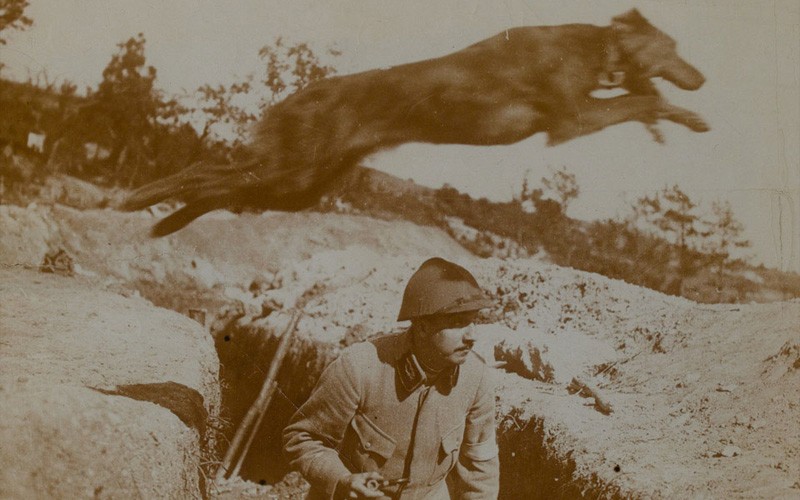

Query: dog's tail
[121,160,264,237]
[122,149,363,236]
[150,196,231,237]
[121,161,247,211]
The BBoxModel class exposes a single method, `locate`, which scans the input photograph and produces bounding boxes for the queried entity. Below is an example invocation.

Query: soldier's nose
[462,324,476,343]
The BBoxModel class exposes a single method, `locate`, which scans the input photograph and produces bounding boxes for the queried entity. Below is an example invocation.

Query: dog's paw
[682,114,710,132]
[659,106,710,132]
[644,123,665,144]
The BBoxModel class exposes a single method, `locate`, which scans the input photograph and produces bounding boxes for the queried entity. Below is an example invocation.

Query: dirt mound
[0,269,220,499]
[2,200,797,498]
[0,203,470,287]
[478,262,800,498]
[0,203,473,497]
[216,253,799,498]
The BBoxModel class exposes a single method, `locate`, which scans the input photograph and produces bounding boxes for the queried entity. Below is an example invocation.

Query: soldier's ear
[414,317,435,336]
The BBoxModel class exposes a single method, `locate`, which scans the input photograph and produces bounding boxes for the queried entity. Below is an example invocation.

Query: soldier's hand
[336,472,386,498]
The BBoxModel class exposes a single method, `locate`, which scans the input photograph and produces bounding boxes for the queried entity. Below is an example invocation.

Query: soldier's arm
[453,365,500,499]
[282,350,362,499]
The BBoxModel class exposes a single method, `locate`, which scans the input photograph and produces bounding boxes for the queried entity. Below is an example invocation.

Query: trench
[212,318,339,485]
[212,319,630,499]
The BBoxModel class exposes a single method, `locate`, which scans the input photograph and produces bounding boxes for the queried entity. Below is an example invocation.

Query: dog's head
[611,9,705,91]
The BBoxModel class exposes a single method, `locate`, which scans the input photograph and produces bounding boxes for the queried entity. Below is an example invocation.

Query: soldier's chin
[449,348,472,364]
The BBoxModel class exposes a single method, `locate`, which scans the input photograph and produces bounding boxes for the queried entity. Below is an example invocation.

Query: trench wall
[497,409,631,499]
[214,322,626,498]
[213,319,339,484]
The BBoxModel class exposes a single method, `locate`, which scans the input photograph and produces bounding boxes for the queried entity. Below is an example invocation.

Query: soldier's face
[424,311,479,365]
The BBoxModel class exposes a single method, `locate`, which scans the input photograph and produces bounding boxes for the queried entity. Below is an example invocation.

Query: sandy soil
[0,269,220,499]
[478,262,800,498]
[212,251,800,498]
[1,199,798,498]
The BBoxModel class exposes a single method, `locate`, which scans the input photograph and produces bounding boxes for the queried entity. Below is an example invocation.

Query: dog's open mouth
[591,70,632,99]
[598,70,626,88]
[589,87,631,99]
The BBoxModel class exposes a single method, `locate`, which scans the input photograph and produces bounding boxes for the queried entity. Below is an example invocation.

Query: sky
[2,0,798,272]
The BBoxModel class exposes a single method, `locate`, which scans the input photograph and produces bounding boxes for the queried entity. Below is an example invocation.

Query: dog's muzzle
[597,70,626,88]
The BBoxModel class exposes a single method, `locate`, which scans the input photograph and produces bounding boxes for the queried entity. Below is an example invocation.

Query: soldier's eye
[449,317,474,329]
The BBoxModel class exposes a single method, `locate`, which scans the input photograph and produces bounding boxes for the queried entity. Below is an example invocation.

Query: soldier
[283,257,500,499]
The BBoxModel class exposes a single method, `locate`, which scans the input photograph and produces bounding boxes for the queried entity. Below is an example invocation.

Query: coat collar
[395,331,460,397]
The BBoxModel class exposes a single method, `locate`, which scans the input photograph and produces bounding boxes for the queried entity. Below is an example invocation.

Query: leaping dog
[123,9,709,236]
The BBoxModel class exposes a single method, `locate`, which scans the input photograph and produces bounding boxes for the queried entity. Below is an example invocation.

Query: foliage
[327,168,443,227]
[0,77,80,155]
[2,23,790,304]
[518,166,579,215]
[540,166,580,213]
[190,37,339,148]
[58,34,194,185]
[194,80,256,148]
[257,36,340,107]
[583,220,672,291]
[0,0,32,46]
[634,185,697,246]
[3,33,340,189]
[632,185,703,278]
[92,34,161,174]
[700,199,751,276]
[332,167,782,303]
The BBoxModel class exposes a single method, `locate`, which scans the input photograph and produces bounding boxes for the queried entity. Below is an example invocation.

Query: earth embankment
[1,201,797,499]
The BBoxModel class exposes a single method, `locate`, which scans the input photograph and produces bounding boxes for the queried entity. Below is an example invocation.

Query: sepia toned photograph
[1,1,798,498]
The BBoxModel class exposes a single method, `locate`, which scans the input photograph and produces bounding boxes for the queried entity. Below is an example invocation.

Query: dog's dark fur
[124,9,709,236]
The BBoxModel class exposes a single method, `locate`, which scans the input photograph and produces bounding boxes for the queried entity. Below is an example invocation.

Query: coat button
[364,442,371,449]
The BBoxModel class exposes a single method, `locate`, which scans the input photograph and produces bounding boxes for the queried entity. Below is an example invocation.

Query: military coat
[283,331,499,499]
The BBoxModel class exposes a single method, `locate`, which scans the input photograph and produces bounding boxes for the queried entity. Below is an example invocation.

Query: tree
[257,37,339,108]
[0,0,32,44]
[633,185,703,281]
[656,186,697,253]
[701,199,751,277]
[191,38,339,149]
[586,218,671,289]
[517,166,579,215]
[540,166,580,213]
[514,167,580,215]
[0,0,32,72]
[194,80,257,149]
[91,33,163,184]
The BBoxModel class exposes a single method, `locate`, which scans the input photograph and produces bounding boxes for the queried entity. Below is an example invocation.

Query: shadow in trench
[497,409,628,499]
[214,319,337,485]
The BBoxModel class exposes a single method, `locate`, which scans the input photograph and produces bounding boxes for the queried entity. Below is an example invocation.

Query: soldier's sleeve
[453,364,500,499]
[282,349,362,499]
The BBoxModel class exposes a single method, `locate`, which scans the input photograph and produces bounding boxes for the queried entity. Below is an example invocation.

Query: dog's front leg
[546,95,662,146]
[620,77,667,143]
[618,78,709,140]
[656,103,710,133]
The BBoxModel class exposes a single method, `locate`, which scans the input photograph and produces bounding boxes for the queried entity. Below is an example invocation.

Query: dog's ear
[611,8,649,32]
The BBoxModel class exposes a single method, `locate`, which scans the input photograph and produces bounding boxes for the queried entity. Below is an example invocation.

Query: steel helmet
[397,257,493,321]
